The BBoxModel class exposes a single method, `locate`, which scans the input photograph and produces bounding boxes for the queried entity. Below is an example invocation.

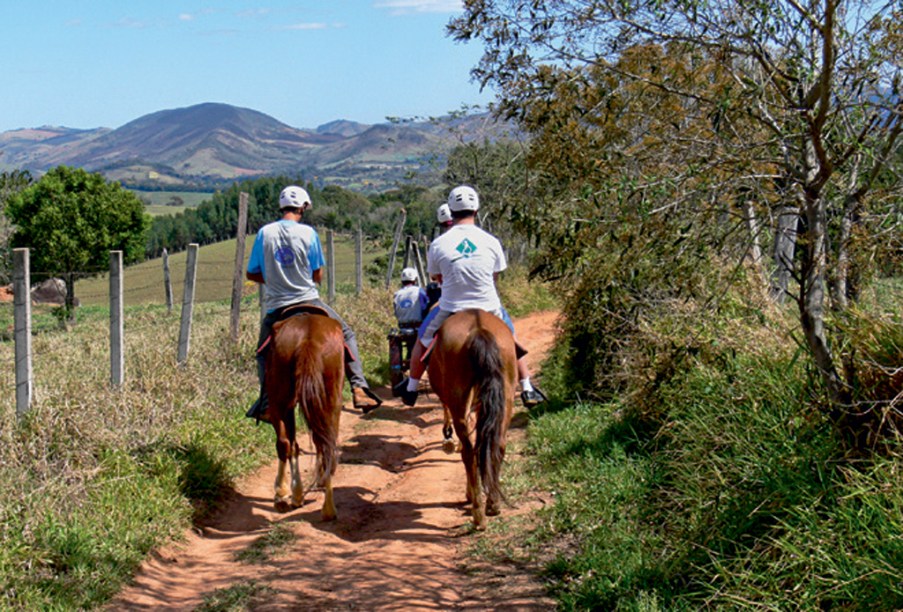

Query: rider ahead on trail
[245,185,382,422]
[393,185,546,409]
[393,267,428,329]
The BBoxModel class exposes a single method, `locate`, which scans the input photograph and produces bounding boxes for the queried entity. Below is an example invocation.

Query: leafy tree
[450,0,902,426]
[445,139,531,262]
[6,166,149,315]
[0,170,34,284]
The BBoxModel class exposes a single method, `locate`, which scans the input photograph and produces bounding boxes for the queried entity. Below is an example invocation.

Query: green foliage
[6,166,149,276]
[518,310,902,609]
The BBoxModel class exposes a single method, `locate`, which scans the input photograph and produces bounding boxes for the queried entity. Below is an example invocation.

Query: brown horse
[427,309,517,530]
[264,311,345,520]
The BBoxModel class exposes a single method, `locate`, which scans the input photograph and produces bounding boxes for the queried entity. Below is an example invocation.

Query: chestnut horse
[264,310,345,520]
[427,309,517,530]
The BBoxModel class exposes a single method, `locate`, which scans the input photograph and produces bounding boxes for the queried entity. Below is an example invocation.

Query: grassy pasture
[130,190,213,216]
[71,233,384,308]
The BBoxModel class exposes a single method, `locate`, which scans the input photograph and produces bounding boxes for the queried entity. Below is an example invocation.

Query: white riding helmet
[401,267,418,283]
[447,185,479,212]
[279,185,312,210]
[436,203,453,224]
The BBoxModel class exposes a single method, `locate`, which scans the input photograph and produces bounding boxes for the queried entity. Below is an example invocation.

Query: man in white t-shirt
[393,185,546,408]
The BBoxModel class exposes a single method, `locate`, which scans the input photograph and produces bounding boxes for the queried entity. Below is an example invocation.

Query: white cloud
[179,13,194,21]
[374,0,463,15]
[236,8,272,18]
[283,22,328,30]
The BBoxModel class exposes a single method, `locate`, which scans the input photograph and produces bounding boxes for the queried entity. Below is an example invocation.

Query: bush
[513,287,903,609]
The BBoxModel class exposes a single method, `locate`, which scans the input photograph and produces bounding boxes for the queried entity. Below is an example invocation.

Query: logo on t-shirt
[455,238,478,258]
[275,245,295,267]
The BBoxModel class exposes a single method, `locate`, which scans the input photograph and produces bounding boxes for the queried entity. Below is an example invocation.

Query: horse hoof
[274,498,293,513]
[442,439,456,454]
[486,505,501,516]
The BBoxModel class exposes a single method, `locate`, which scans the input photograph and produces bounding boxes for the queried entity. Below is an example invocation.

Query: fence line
[4,194,393,419]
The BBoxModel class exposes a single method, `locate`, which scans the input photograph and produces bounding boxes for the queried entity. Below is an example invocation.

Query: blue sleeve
[419,289,429,318]
[247,231,265,277]
[308,231,325,272]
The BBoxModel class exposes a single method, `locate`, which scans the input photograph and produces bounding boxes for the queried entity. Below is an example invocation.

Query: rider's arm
[313,268,323,285]
[246,230,265,283]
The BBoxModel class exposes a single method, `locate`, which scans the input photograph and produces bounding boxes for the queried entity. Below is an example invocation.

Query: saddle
[258,303,355,362]
[420,327,528,364]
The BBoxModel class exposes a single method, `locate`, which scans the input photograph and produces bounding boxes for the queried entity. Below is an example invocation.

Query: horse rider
[394,185,547,408]
[425,203,452,311]
[393,267,429,331]
[245,185,382,422]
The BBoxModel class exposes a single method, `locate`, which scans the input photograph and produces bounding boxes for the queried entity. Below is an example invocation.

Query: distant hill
[0,103,517,191]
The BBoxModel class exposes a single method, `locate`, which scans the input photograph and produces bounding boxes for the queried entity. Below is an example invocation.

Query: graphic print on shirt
[455,238,478,258]
[275,244,295,267]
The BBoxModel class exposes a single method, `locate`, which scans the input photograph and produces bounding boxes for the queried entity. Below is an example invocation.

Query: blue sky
[1,1,494,132]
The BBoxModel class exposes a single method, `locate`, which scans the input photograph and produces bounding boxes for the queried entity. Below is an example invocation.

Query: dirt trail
[108,310,560,611]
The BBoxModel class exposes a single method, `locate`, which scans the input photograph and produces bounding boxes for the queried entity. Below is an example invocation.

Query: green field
[72,234,384,308]
[129,190,213,216]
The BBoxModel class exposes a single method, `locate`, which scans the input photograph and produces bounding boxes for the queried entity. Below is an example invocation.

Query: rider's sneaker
[392,377,419,407]
[400,388,419,407]
[245,397,271,424]
[353,387,383,414]
[520,388,547,408]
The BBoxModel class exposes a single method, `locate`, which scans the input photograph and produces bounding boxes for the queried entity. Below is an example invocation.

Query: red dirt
[107,310,562,611]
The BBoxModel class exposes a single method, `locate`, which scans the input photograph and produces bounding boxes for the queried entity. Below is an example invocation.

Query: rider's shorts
[419,307,513,346]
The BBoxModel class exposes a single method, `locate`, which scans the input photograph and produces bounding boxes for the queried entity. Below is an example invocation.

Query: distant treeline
[144,175,443,258]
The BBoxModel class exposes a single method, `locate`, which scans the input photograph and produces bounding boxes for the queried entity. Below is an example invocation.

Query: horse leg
[272,416,295,512]
[454,419,486,530]
[290,439,304,508]
[485,441,506,516]
[318,395,342,522]
[321,472,336,522]
[442,406,456,454]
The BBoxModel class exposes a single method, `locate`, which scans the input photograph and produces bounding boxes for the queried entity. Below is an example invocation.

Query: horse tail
[294,347,337,487]
[468,327,506,503]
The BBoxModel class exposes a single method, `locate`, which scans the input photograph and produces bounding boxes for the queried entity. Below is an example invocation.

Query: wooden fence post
[110,251,124,386]
[230,192,249,342]
[177,244,199,366]
[355,227,363,295]
[386,209,406,288]
[402,235,413,271]
[412,242,427,287]
[13,248,32,419]
[162,248,173,313]
[327,229,335,304]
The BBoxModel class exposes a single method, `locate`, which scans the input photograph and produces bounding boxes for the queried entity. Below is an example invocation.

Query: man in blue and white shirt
[393,267,429,329]
[246,185,382,421]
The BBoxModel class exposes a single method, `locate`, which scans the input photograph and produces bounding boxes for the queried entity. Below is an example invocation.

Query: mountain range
[0,102,515,191]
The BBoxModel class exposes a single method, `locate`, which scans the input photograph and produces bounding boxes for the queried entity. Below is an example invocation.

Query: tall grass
[0,299,273,608]
[494,289,903,610]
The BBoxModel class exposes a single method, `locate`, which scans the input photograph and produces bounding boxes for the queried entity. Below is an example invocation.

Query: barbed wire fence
[2,193,375,419]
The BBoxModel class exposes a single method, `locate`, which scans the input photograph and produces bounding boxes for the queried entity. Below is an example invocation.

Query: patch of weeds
[235,523,296,564]
[196,580,275,612]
